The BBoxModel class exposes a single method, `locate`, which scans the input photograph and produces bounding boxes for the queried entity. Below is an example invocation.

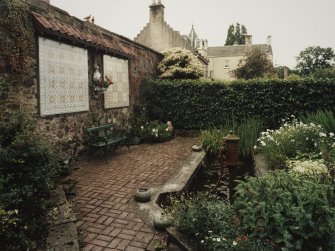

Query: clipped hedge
[141,79,335,129]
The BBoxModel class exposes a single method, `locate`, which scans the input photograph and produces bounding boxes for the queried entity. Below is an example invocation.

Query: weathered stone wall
[0,0,162,158]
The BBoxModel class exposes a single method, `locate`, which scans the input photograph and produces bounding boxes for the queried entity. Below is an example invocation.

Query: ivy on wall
[0,0,34,76]
[141,79,335,130]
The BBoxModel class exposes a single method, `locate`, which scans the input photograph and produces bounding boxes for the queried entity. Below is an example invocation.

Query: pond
[188,156,255,201]
[158,155,255,208]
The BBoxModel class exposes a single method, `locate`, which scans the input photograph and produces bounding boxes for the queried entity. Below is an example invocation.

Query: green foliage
[200,118,263,158]
[157,48,205,79]
[0,110,61,250]
[225,23,248,46]
[141,78,335,131]
[167,193,271,251]
[300,110,335,133]
[200,127,228,157]
[234,171,335,250]
[139,120,173,142]
[232,48,274,80]
[256,118,327,169]
[311,66,335,79]
[237,118,263,158]
[0,0,33,76]
[296,46,335,76]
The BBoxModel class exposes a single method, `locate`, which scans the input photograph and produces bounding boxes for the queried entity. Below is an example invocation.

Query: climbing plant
[0,0,34,76]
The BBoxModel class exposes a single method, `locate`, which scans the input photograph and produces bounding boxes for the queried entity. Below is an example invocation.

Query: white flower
[216,238,221,242]
[260,141,266,146]
[141,126,144,130]
[306,137,309,140]
[233,240,238,246]
[329,133,334,137]
[319,132,327,137]
[201,240,204,243]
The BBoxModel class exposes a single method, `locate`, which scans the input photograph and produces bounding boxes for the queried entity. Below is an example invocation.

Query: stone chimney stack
[245,35,252,46]
[150,0,165,23]
[267,35,272,46]
[42,0,50,3]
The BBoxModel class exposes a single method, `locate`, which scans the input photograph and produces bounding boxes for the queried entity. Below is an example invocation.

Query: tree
[225,23,248,46]
[296,46,335,76]
[225,25,235,46]
[232,48,273,80]
[157,48,205,79]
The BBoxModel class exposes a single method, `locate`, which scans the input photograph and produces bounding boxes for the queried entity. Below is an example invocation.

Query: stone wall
[0,0,162,158]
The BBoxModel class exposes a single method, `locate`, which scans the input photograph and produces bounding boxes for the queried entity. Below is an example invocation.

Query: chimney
[267,35,272,46]
[245,35,252,46]
[150,0,165,23]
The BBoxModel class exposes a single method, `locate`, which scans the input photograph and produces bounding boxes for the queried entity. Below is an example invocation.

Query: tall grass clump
[300,110,335,133]
[200,118,263,159]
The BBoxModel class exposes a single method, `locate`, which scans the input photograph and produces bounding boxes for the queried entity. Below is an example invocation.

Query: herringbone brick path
[69,137,199,251]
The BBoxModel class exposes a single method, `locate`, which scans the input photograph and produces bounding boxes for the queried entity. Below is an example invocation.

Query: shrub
[141,78,335,130]
[157,48,205,79]
[139,120,173,142]
[234,170,335,250]
[0,110,61,250]
[167,193,271,251]
[256,118,327,169]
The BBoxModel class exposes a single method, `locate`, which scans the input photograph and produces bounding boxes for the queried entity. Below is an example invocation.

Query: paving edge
[47,187,80,251]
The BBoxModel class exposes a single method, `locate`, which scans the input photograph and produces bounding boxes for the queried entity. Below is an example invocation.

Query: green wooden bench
[85,124,130,163]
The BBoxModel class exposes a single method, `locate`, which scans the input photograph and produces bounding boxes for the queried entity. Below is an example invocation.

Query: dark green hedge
[141,79,335,129]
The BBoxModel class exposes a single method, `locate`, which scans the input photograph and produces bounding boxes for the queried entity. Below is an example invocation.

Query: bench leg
[104,145,108,164]
[88,147,95,161]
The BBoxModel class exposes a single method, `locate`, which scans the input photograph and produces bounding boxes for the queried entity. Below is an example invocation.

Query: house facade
[208,36,273,80]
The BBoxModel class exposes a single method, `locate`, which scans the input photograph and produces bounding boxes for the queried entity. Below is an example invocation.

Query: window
[224,60,230,69]
[38,37,89,116]
[103,55,129,109]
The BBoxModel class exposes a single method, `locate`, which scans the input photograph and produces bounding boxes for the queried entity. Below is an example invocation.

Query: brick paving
[68,137,199,251]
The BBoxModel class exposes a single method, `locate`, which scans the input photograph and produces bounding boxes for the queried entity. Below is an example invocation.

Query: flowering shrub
[157,48,205,79]
[166,193,271,250]
[255,116,335,169]
[286,159,328,175]
[139,120,173,142]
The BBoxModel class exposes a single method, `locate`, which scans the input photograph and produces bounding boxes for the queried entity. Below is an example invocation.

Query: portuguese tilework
[103,55,129,109]
[39,37,89,116]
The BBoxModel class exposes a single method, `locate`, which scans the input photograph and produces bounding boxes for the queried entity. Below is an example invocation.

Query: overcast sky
[51,0,335,68]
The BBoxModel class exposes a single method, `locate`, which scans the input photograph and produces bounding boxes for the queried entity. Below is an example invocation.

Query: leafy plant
[200,127,228,157]
[200,118,263,158]
[300,109,335,133]
[0,0,33,76]
[166,193,271,251]
[139,120,173,142]
[0,110,61,250]
[234,170,335,250]
[237,118,263,158]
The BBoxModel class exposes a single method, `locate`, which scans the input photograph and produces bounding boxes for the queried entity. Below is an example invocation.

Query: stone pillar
[267,35,272,46]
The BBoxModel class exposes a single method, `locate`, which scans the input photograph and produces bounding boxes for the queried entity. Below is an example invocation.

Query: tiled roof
[32,12,135,58]
[208,44,272,57]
